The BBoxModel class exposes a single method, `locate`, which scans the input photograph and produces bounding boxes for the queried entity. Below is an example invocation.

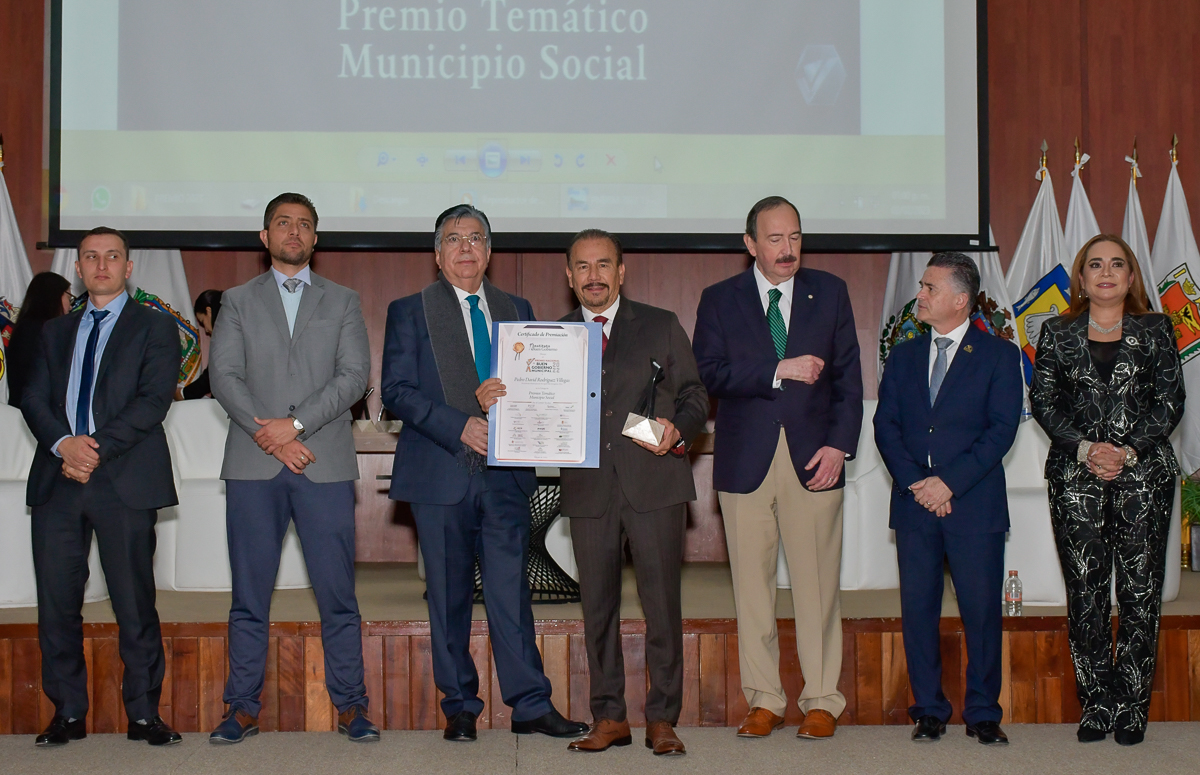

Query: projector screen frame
[45,0,990,255]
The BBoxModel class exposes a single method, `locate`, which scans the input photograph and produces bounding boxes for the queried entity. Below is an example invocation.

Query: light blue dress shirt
[54,292,130,454]
[272,265,311,335]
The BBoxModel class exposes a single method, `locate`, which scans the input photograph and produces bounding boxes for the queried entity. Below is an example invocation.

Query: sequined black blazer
[1030,312,1184,484]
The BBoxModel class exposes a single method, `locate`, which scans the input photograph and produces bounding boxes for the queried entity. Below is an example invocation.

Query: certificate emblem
[513,341,525,360]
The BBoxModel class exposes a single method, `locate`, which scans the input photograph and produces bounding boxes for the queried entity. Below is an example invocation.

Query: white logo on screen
[795,45,846,106]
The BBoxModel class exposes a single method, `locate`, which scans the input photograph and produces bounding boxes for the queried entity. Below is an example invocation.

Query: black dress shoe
[443,711,478,742]
[127,716,183,746]
[35,716,86,747]
[511,708,589,738]
[1114,728,1145,746]
[1077,725,1107,743]
[911,715,946,742]
[965,720,1009,745]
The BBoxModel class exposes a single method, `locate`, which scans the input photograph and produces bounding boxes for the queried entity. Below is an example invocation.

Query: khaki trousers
[718,429,845,718]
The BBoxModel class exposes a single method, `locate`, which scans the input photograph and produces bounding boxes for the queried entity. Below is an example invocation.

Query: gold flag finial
[1074,136,1082,166]
[1131,137,1139,185]
[0,134,5,169]
[1172,133,1179,164]
[1039,140,1048,180]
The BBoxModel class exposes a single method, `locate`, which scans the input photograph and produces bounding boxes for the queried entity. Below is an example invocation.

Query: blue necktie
[75,309,110,436]
[467,295,490,383]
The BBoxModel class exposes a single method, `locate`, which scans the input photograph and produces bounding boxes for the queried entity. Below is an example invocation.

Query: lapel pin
[1125,336,1137,346]
[963,344,973,353]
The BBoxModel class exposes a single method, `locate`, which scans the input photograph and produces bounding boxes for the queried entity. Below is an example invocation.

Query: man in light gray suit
[207,193,378,743]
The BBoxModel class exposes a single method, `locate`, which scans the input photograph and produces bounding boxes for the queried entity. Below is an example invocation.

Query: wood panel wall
[0,616,1194,734]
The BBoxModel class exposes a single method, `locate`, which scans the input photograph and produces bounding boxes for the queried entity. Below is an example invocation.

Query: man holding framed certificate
[480,229,708,755]
[381,205,587,744]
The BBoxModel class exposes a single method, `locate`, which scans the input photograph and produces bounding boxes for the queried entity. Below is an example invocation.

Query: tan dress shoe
[737,707,786,738]
[795,708,837,739]
[567,719,632,752]
[645,721,685,755]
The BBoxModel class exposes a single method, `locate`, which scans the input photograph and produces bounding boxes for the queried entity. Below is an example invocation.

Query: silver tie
[283,278,303,293]
[929,337,953,405]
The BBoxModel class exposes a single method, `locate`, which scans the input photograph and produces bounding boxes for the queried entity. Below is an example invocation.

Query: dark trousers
[569,491,685,725]
[31,470,165,722]
[411,469,553,722]
[896,525,1005,726]
[223,469,366,716]
[1048,477,1173,733]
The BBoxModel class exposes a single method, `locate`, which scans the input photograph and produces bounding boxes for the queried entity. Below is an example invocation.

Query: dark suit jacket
[692,267,863,493]
[381,284,538,506]
[21,298,180,510]
[874,324,1024,535]
[1031,312,1184,484]
[5,317,44,409]
[558,298,709,519]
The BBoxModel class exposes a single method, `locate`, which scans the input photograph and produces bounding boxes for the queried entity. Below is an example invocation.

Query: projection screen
[49,0,988,251]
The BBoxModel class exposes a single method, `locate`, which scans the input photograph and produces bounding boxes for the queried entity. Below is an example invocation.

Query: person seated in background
[6,271,72,409]
[181,289,222,399]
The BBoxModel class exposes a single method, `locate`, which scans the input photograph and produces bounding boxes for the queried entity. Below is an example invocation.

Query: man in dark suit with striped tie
[21,227,183,747]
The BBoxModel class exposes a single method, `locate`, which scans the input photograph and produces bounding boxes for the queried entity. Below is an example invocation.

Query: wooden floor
[0,615,1197,735]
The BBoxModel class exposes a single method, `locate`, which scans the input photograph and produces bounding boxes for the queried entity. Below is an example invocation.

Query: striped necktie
[75,309,111,436]
[767,288,787,360]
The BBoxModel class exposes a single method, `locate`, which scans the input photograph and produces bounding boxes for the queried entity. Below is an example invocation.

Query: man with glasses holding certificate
[381,205,587,744]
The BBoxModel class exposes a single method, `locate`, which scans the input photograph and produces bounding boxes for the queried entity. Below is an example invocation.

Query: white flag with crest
[1149,154,1200,475]
[1005,165,1072,302]
[0,167,34,404]
[52,247,202,390]
[1064,153,1101,259]
[1121,155,1162,312]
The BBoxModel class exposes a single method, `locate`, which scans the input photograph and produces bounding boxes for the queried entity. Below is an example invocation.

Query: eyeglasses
[444,233,486,247]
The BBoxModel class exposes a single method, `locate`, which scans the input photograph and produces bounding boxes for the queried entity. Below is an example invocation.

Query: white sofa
[158,398,310,591]
[0,405,108,608]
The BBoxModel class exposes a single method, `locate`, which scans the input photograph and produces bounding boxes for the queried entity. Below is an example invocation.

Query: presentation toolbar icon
[91,186,111,212]
[479,143,508,178]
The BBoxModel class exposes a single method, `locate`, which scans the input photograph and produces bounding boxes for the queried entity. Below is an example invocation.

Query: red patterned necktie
[593,315,609,353]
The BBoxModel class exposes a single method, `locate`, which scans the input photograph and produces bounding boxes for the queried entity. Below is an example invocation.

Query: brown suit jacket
[558,297,709,519]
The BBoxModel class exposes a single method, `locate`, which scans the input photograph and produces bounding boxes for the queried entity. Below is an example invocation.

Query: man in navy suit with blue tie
[381,205,587,743]
[874,252,1023,745]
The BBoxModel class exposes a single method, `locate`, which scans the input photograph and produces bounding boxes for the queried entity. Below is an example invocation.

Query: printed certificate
[487,321,602,468]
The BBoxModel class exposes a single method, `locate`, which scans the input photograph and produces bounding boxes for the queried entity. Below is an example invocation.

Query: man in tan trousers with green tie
[692,197,863,739]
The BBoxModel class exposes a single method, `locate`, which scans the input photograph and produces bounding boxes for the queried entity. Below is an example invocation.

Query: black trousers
[31,470,165,722]
[1048,476,1174,733]
[569,489,685,725]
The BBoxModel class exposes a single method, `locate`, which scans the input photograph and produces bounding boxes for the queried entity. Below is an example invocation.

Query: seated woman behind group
[181,289,222,400]
[6,272,72,409]
[1030,233,1184,747]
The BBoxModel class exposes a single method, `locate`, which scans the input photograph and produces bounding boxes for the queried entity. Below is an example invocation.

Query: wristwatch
[1122,445,1138,468]
[288,414,305,434]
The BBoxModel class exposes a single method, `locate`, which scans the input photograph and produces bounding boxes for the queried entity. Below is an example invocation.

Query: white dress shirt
[753,263,794,389]
[272,265,312,335]
[581,295,620,335]
[451,283,493,352]
[927,317,971,384]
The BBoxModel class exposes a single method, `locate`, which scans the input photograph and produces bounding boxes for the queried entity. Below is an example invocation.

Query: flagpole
[1039,139,1048,180]
[1131,138,1139,186]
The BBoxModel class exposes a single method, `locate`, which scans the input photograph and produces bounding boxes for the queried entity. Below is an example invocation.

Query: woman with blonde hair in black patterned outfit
[1031,233,1184,746]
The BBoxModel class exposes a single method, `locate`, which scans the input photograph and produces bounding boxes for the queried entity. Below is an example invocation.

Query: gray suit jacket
[209,270,370,483]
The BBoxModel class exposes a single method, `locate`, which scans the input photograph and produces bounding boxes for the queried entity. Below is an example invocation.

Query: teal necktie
[767,288,787,360]
[467,294,490,383]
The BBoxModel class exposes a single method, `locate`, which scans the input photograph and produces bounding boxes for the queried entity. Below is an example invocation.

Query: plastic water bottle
[1004,570,1023,617]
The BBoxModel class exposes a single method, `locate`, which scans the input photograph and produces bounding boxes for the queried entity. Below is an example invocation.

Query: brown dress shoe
[737,707,786,738]
[567,719,632,752]
[796,708,837,739]
[645,721,685,755]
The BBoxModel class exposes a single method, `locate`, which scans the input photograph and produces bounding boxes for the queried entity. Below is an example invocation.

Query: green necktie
[767,288,787,360]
